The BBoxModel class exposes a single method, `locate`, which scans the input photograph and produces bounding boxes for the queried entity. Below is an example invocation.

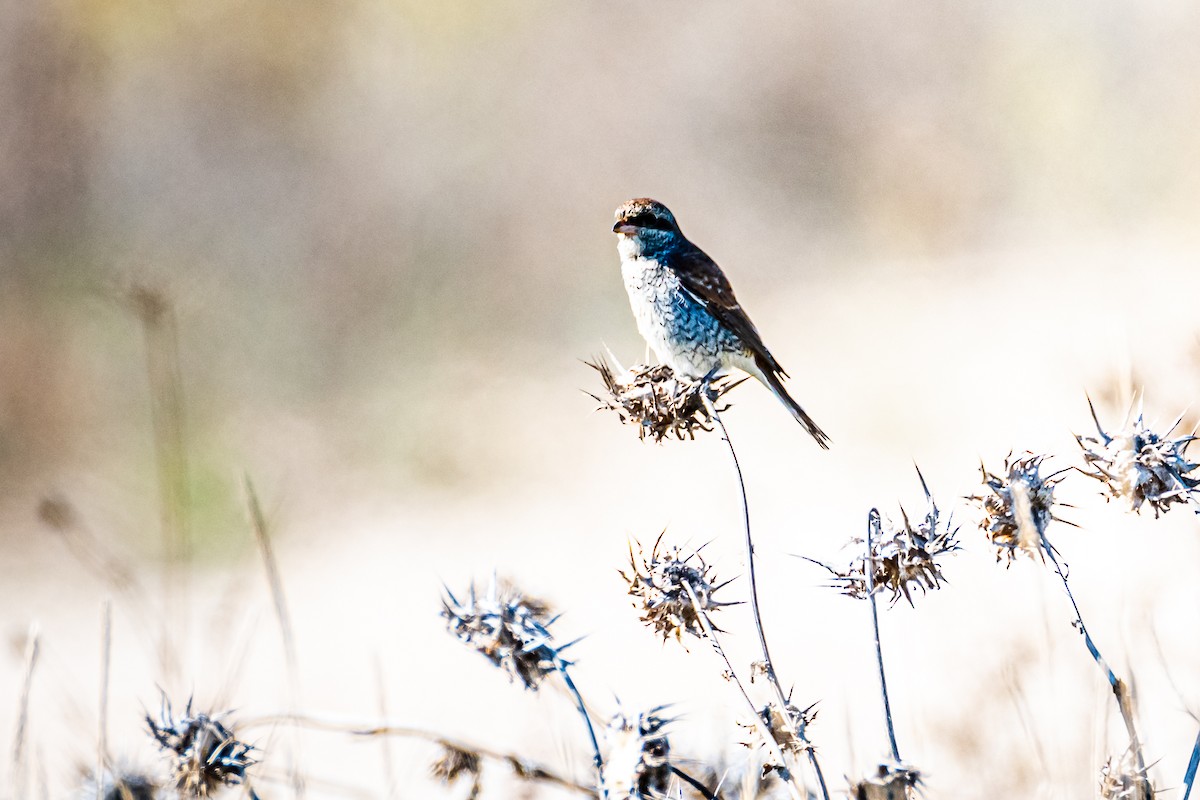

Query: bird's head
[613,198,682,257]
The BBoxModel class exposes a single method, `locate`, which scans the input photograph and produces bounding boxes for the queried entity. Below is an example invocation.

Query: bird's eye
[628,212,674,232]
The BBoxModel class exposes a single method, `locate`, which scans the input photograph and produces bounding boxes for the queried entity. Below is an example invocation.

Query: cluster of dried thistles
[849,761,922,800]
[971,453,1066,564]
[587,358,743,442]
[811,472,958,605]
[443,578,567,690]
[620,535,732,641]
[146,698,257,797]
[1077,400,1198,517]
[602,708,672,800]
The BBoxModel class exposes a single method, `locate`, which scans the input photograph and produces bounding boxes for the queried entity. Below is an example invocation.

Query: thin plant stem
[11,623,39,800]
[670,765,719,800]
[1182,726,1200,800]
[245,477,305,800]
[865,509,901,762]
[684,582,805,800]
[239,712,594,795]
[551,654,606,798]
[371,656,399,799]
[711,408,830,800]
[97,601,112,788]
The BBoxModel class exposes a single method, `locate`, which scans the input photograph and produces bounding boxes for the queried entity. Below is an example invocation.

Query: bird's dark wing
[671,242,788,377]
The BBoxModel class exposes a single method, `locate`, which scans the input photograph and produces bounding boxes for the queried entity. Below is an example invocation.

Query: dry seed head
[849,762,922,800]
[970,453,1064,564]
[587,357,743,442]
[146,697,256,797]
[442,577,566,690]
[602,708,672,800]
[620,535,732,642]
[740,700,817,774]
[1099,746,1154,800]
[812,472,958,606]
[1077,399,1198,517]
[431,744,482,798]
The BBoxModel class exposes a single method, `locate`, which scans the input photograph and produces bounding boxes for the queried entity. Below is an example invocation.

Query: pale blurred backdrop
[2,1,1200,798]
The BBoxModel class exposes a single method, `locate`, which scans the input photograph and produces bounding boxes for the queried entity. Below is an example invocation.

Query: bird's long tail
[753,363,831,449]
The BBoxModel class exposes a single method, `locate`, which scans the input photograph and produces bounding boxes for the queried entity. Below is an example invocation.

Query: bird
[612,197,830,448]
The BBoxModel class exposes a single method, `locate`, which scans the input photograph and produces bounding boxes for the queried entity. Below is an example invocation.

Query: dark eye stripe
[629,212,674,231]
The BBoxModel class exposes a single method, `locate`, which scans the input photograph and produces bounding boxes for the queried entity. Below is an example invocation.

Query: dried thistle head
[146,697,256,797]
[812,471,959,605]
[970,453,1067,564]
[740,700,818,776]
[1099,746,1154,800]
[620,535,733,642]
[431,744,482,799]
[443,577,567,690]
[1077,399,1199,517]
[849,762,922,800]
[76,769,160,800]
[587,357,743,442]
[602,708,672,800]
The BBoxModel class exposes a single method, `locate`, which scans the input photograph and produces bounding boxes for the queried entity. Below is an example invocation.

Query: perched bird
[613,198,830,448]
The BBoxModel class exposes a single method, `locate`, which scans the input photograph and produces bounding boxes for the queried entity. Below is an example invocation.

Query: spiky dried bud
[849,762,921,800]
[431,744,482,798]
[970,453,1066,564]
[620,535,733,642]
[76,769,160,800]
[146,697,256,797]
[1099,746,1154,800]
[740,700,818,775]
[602,708,672,800]
[587,357,743,443]
[443,577,567,690]
[1077,400,1198,517]
[811,471,958,605]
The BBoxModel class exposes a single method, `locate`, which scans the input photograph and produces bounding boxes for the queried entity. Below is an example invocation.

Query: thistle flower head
[620,535,733,642]
[1099,746,1154,800]
[740,700,818,775]
[811,470,958,605]
[601,708,672,800]
[146,697,256,797]
[431,744,482,798]
[970,453,1066,564]
[443,577,567,690]
[587,357,743,442]
[1077,398,1199,517]
[849,762,922,800]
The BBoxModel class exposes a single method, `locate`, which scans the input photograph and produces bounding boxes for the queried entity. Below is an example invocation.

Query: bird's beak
[613,221,636,235]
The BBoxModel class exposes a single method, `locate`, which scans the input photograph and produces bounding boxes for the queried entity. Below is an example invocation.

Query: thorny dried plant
[1077,399,1199,517]
[970,453,1069,564]
[76,769,159,800]
[1099,745,1155,800]
[740,701,819,776]
[443,577,568,690]
[848,762,922,800]
[602,708,672,800]
[809,471,959,605]
[620,535,734,642]
[431,744,483,799]
[146,697,257,798]
[586,358,744,442]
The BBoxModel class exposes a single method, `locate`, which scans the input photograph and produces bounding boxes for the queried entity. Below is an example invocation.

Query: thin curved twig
[711,407,831,800]
[865,509,901,762]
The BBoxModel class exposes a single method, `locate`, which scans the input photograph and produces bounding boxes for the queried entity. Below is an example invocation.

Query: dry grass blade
[11,623,40,800]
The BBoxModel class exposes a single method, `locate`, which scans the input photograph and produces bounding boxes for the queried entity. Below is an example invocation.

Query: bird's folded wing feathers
[673,244,789,378]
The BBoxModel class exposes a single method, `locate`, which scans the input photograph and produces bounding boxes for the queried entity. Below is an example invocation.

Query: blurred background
[2,1,1199,797]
